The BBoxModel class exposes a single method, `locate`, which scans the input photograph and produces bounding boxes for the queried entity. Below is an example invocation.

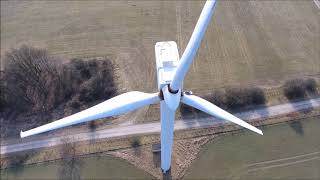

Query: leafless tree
[3,45,63,112]
[284,79,307,100]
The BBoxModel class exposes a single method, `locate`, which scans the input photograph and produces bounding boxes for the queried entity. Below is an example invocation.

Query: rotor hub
[162,85,181,111]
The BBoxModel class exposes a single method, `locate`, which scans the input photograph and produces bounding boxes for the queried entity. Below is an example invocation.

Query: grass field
[185,117,320,179]
[1,155,153,179]
[1,1,319,93]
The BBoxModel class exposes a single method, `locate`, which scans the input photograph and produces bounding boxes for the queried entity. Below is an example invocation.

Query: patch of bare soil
[109,135,217,179]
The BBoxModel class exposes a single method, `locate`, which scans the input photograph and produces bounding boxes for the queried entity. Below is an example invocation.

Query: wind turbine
[20,0,262,173]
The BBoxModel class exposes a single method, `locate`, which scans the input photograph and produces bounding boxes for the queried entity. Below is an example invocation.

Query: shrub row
[180,78,318,116]
[180,87,266,116]
[224,87,266,110]
[61,58,117,109]
[283,78,317,100]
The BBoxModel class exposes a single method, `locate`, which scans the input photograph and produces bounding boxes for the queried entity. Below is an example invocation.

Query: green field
[185,117,320,179]
[0,155,153,179]
[1,1,319,94]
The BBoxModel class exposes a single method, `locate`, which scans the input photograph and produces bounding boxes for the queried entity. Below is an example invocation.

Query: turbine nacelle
[155,41,182,111]
[155,41,180,91]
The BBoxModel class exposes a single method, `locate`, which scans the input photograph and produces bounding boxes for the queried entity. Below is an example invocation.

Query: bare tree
[304,78,317,93]
[225,87,266,111]
[284,79,307,100]
[3,45,63,112]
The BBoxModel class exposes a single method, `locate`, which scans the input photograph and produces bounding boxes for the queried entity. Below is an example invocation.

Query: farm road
[1,98,320,155]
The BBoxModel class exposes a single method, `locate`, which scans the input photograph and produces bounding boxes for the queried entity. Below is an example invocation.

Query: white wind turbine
[21,0,262,173]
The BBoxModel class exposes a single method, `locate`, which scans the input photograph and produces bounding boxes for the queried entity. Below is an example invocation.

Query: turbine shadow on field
[152,151,161,168]
[287,120,304,136]
[88,121,97,144]
[285,98,312,136]
[162,168,172,180]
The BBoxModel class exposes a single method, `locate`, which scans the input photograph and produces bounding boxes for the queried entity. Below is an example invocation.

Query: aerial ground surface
[1,1,319,179]
[1,1,319,92]
[185,117,320,179]
[1,0,319,126]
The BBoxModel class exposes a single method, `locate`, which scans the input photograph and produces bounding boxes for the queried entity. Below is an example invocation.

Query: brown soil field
[1,1,319,129]
[2,1,319,91]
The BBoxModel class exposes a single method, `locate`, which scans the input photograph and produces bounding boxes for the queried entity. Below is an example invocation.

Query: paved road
[1,98,320,155]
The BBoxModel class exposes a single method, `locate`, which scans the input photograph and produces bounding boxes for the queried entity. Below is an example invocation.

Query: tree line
[181,78,318,115]
[0,45,117,121]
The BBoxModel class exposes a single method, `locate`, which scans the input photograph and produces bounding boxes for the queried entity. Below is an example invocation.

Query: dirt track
[1,98,319,155]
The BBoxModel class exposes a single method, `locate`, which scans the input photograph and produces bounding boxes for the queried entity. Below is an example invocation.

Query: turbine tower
[20,0,262,173]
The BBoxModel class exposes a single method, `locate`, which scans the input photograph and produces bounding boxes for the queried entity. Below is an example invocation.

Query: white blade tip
[256,129,263,135]
[20,130,26,138]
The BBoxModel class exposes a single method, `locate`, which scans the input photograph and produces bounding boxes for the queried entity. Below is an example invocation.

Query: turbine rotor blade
[160,101,175,172]
[181,94,263,135]
[170,0,217,91]
[21,91,160,138]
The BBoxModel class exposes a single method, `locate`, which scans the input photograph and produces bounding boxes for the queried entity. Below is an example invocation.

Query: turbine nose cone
[162,85,181,110]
